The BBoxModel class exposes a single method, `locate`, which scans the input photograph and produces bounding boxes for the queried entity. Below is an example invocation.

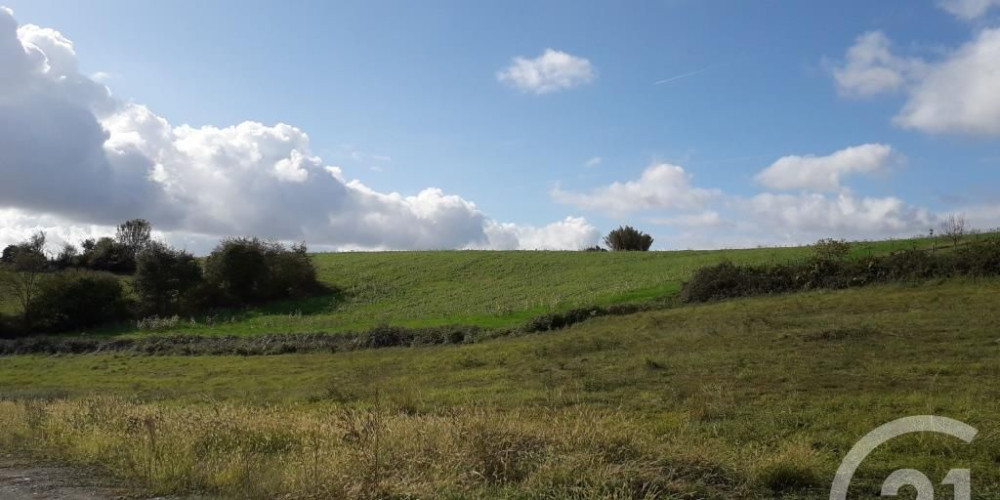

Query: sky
[0,0,998,253]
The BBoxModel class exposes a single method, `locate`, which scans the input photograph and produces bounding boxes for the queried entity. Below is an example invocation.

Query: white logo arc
[829,415,978,500]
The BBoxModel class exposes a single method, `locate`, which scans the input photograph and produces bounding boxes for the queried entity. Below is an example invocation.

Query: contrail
[653,66,715,86]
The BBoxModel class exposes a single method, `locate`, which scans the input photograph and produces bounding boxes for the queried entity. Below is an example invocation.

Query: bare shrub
[941,213,967,247]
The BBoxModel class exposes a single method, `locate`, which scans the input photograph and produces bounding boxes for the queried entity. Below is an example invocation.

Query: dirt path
[0,456,194,500]
[0,463,124,499]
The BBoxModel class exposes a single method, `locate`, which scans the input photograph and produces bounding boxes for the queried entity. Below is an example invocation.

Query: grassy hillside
[72,235,945,337]
[1,278,998,498]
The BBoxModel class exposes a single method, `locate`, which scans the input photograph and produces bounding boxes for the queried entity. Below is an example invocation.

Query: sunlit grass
[73,235,954,337]
[2,278,999,497]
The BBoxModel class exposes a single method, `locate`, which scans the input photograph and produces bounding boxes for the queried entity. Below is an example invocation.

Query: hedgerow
[680,237,1000,303]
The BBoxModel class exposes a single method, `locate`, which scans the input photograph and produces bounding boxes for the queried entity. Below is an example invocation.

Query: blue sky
[1,0,998,251]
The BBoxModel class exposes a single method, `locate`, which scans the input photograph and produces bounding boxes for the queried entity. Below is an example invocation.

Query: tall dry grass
[0,396,802,499]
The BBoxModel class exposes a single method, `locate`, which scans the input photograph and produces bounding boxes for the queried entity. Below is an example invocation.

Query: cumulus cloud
[938,0,1000,20]
[832,32,924,97]
[894,28,1000,135]
[483,217,599,250]
[584,157,602,168]
[0,209,115,252]
[551,145,987,247]
[0,9,595,251]
[754,143,896,192]
[742,192,934,239]
[832,28,1000,135]
[551,163,720,215]
[497,49,595,94]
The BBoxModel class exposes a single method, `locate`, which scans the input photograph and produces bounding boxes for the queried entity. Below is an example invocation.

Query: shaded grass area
[0,304,656,356]
[1,279,999,498]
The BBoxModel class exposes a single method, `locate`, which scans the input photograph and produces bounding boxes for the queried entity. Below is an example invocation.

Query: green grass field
[1,278,999,498]
[61,235,945,338]
[2,235,997,498]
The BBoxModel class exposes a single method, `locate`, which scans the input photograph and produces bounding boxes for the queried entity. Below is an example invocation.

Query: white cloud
[938,0,1000,20]
[742,192,934,239]
[497,49,595,94]
[648,211,729,228]
[754,143,896,192]
[552,163,720,215]
[661,191,939,248]
[832,31,924,97]
[584,157,602,168]
[0,9,596,251]
[832,28,1000,135]
[895,28,1000,135]
[549,147,985,248]
[482,217,600,250]
[0,209,115,253]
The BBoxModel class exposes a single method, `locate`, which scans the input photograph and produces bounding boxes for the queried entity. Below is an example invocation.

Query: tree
[134,242,203,315]
[204,237,319,303]
[603,226,654,251]
[53,243,80,269]
[1,245,17,264]
[0,231,49,330]
[83,237,135,273]
[23,231,46,255]
[941,214,967,247]
[116,219,152,259]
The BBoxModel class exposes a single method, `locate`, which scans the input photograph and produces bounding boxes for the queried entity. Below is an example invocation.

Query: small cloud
[649,211,729,228]
[552,163,720,215]
[91,71,113,82]
[584,157,602,168]
[937,0,1000,20]
[830,31,923,97]
[339,145,392,164]
[497,49,595,94]
[755,143,897,192]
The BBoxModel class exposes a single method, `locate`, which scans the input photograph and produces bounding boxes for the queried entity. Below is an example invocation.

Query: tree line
[0,219,322,336]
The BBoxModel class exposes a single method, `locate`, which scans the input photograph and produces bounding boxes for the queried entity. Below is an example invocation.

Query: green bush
[603,226,654,251]
[204,238,320,304]
[133,242,203,316]
[954,237,1000,275]
[32,271,131,332]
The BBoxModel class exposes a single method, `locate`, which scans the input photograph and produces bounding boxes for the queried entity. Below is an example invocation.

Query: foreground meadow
[1,278,998,498]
